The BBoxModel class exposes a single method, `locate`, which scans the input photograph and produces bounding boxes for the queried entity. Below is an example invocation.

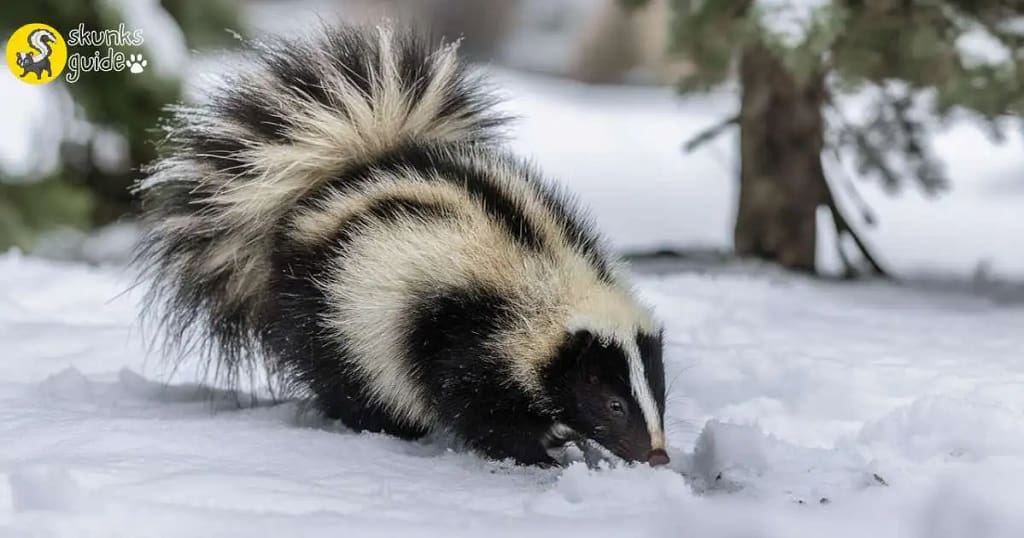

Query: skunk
[15,28,56,80]
[136,25,669,467]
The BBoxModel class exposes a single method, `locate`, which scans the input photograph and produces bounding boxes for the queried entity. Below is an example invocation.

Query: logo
[5,23,67,85]
[65,23,146,83]
[6,23,148,84]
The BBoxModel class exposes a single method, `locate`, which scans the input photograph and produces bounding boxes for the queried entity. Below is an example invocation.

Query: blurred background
[1,0,1022,281]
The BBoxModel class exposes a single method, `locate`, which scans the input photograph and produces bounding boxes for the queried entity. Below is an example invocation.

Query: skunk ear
[571,330,596,357]
[549,330,598,385]
[554,330,596,371]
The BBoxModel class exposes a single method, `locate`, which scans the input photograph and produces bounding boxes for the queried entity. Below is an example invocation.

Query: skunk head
[543,328,668,466]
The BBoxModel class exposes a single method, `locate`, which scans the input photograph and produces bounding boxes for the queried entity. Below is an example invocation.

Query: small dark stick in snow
[135,24,670,467]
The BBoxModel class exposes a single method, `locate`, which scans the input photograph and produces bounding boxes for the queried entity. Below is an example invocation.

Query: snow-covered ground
[2,251,1023,537]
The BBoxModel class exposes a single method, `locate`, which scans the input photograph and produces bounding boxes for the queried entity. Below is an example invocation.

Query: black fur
[541,331,662,462]
[298,143,546,251]
[17,53,51,79]
[266,229,431,440]
[230,28,506,146]
[407,286,557,465]
[296,142,615,281]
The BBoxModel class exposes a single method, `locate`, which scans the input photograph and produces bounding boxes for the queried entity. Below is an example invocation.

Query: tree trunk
[734,45,828,272]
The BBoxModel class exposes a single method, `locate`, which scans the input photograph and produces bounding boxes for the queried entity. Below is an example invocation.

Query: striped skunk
[136,25,669,467]
[15,29,56,80]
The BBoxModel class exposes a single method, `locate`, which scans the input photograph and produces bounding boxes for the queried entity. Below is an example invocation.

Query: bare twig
[682,113,740,153]
[822,170,888,277]
[824,144,877,227]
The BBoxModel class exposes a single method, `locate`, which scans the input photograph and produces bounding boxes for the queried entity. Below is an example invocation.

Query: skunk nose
[647,448,670,467]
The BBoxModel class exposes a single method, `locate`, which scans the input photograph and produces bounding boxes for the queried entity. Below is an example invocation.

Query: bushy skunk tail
[135,25,506,383]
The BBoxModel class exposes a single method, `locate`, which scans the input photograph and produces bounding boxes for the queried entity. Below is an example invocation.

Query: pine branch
[828,102,894,185]
[826,99,900,190]
[682,114,740,153]
[825,90,949,195]
[822,170,888,277]
[822,100,890,277]
[824,145,877,226]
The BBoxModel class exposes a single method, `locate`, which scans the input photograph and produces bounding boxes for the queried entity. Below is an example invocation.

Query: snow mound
[8,465,85,513]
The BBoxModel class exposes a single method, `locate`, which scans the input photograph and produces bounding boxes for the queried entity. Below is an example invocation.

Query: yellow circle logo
[6,23,66,85]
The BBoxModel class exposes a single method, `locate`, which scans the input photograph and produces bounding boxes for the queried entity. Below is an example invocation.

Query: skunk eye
[607,397,626,416]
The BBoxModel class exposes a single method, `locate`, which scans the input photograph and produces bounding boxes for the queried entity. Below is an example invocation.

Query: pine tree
[631,0,1023,276]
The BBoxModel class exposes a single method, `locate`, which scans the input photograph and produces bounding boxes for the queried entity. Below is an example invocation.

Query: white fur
[27,29,55,62]
[623,340,665,451]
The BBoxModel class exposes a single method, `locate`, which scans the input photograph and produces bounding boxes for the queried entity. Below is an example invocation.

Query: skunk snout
[648,448,670,467]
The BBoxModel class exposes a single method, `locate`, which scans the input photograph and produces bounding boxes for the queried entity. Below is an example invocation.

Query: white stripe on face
[622,340,664,451]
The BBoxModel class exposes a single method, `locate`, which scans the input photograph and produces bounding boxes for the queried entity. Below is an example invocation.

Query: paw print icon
[128,54,148,74]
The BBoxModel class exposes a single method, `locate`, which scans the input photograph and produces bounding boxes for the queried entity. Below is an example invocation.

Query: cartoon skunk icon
[15,28,57,80]
[136,26,670,467]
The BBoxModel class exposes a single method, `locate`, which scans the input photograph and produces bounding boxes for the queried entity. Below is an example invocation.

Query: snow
[2,251,1024,537]
[33,222,141,266]
[496,70,739,254]
[756,0,831,47]
[0,80,51,177]
[956,28,1013,67]
[1001,17,1024,36]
